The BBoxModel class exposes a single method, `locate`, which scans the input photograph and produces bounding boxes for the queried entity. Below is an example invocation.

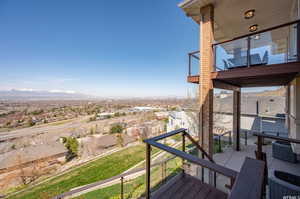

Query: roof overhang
[179,0,298,42]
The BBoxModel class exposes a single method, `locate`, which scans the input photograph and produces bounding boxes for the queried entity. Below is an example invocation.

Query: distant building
[154,111,169,120]
[167,111,198,136]
[97,112,114,120]
[127,120,165,139]
[130,106,160,112]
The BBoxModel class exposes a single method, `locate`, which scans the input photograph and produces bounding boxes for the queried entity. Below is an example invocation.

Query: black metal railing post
[218,136,221,152]
[201,152,205,182]
[247,36,251,67]
[182,132,186,173]
[256,135,263,160]
[146,143,151,199]
[120,176,124,199]
[214,171,217,187]
[188,53,191,76]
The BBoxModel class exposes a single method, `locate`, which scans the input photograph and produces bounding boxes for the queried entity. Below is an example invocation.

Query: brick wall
[199,5,214,155]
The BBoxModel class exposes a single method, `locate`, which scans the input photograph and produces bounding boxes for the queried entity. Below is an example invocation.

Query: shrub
[109,124,124,134]
[27,118,35,127]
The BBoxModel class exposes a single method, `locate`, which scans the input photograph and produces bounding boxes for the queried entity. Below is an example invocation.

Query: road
[0,114,142,142]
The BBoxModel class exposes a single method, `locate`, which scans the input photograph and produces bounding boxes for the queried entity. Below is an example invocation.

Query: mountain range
[0,89,94,100]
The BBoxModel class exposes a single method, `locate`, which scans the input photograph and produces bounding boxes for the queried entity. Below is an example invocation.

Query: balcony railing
[188,50,200,76]
[187,20,300,77]
[143,128,238,199]
[144,129,266,199]
[213,20,300,71]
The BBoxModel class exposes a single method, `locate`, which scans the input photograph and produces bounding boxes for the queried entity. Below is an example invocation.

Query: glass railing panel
[149,155,182,195]
[123,174,146,199]
[249,26,290,66]
[191,55,199,76]
[213,131,232,153]
[188,51,200,76]
[214,37,248,71]
[214,21,299,72]
[288,23,299,62]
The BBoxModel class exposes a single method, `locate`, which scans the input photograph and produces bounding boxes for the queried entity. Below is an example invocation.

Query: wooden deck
[151,173,227,199]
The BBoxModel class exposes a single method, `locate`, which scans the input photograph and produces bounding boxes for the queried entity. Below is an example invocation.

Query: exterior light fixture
[249,24,258,32]
[244,9,255,19]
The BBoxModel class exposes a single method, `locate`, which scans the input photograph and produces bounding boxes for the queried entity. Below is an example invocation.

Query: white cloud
[49,89,76,94]
[16,88,36,92]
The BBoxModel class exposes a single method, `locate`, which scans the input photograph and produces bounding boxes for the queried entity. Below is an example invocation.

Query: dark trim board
[211,62,300,87]
[213,80,240,91]
[187,75,200,84]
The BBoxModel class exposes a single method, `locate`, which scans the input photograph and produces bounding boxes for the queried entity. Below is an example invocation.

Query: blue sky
[0,0,199,97]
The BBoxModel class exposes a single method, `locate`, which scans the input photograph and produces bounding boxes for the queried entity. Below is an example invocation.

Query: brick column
[199,5,214,156]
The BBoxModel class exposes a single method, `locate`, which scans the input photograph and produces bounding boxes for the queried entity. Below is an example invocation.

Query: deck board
[157,174,188,199]
[184,179,207,199]
[194,182,212,199]
[172,179,195,199]
[151,173,227,199]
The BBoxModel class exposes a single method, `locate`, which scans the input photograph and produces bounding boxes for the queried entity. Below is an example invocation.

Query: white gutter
[178,0,199,9]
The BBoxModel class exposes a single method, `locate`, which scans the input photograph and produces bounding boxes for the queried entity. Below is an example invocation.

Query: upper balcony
[187,20,300,87]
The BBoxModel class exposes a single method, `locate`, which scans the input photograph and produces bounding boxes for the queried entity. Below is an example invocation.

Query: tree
[110,124,123,134]
[62,136,79,161]
[109,124,124,147]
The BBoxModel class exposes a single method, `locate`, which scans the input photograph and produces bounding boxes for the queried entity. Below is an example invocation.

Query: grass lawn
[73,157,182,199]
[8,144,155,199]
[8,135,226,199]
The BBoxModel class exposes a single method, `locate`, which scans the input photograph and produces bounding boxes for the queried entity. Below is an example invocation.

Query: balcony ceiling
[179,0,296,42]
